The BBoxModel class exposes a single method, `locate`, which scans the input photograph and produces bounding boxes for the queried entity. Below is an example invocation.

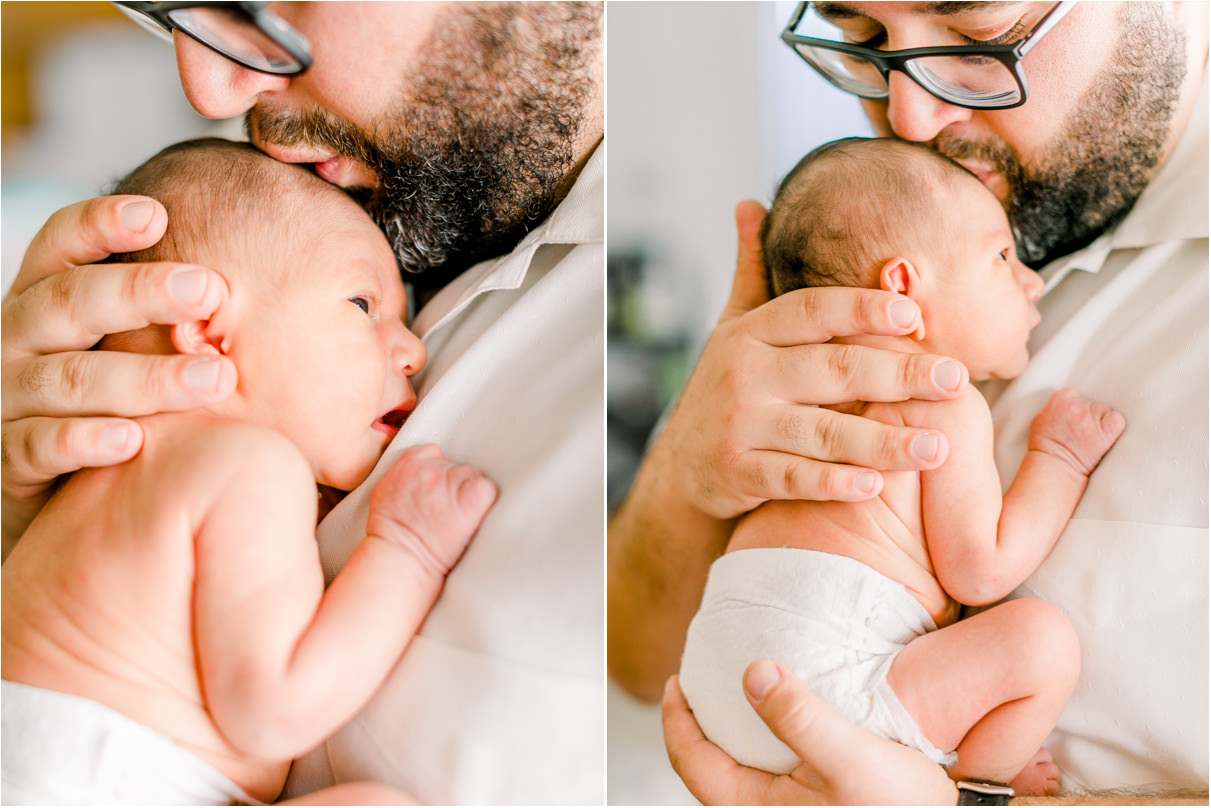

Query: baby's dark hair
[761,137,978,297]
[107,137,355,278]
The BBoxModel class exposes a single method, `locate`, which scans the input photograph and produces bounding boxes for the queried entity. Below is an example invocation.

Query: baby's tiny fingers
[457,471,498,513]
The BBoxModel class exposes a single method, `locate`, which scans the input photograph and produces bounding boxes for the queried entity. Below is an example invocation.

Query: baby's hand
[367,444,498,577]
[1028,388,1126,476]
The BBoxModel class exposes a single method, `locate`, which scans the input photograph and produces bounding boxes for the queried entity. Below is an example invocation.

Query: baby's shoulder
[139,414,311,501]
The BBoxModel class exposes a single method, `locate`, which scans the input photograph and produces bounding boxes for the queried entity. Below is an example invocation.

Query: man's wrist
[956,780,1015,806]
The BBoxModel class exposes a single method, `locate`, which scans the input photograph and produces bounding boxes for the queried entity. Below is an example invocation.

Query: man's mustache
[245,104,378,170]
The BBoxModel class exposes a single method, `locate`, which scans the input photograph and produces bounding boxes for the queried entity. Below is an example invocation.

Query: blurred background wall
[1,1,240,295]
[606,2,872,803]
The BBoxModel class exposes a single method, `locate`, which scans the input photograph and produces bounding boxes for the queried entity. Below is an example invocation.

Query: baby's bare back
[726,400,959,626]
[1,415,290,798]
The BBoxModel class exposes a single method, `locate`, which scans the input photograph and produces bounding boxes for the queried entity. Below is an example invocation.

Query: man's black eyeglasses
[113,1,311,76]
[781,1,1075,110]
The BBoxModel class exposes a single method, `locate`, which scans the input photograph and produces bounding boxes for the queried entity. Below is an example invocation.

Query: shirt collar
[412,142,604,338]
[1041,66,1208,291]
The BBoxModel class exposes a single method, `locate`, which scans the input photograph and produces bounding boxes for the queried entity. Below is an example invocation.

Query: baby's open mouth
[373,405,412,438]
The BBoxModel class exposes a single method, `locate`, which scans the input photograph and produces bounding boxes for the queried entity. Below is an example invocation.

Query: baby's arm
[912,386,1124,606]
[191,429,496,761]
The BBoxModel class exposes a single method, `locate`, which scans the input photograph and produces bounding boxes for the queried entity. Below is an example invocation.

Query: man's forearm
[1012,797,1208,806]
[607,442,736,702]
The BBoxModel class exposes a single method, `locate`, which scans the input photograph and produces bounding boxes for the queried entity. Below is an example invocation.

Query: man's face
[817,2,1187,265]
[174,2,602,281]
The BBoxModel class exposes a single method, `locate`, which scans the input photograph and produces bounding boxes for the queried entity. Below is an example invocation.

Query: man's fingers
[760,341,966,405]
[1,416,144,490]
[2,351,237,421]
[10,196,169,298]
[753,405,950,475]
[743,660,959,806]
[3,262,229,358]
[663,676,767,806]
[744,285,925,348]
[721,200,772,321]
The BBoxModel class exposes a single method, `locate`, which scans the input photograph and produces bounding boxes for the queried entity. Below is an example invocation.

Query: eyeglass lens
[167,6,302,73]
[792,42,1022,109]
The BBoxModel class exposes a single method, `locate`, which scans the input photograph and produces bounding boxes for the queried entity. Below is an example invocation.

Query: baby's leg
[887,598,1080,793]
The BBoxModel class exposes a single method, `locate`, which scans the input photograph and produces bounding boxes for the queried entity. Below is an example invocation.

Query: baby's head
[762,137,1043,380]
[105,138,426,490]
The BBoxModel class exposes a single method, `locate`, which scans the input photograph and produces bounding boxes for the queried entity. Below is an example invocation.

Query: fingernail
[855,472,878,494]
[911,433,940,462]
[120,200,155,233]
[183,357,222,393]
[102,424,134,453]
[746,660,782,701]
[170,267,208,306]
[931,359,962,392]
[889,298,917,330]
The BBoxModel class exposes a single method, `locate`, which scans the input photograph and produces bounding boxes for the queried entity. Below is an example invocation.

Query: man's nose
[884,71,972,143]
[174,33,290,120]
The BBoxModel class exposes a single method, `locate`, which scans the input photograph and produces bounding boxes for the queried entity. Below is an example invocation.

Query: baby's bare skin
[2,411,495,802]
[728,386,1125,791]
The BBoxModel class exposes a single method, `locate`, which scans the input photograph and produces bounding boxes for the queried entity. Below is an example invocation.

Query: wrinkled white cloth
[979,71,1209,793]
[679,548,956,774]
[284,146,604,805]
[1,680,255,806]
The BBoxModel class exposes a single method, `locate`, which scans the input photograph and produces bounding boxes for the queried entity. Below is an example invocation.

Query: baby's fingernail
[120,200,155,233]
[931,359,962,392]
[911,433,940,462]
[184,357,222,393]
[745,660,782,701]
[889,298,918,330]
[170,267,208,306]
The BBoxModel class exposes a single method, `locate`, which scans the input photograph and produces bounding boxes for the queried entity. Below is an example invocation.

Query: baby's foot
[1009,748,1061,796]
[1028,387,1126,475]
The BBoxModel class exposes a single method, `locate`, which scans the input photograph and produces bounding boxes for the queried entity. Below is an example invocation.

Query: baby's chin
[317,453,383,494]
[986,350,1031,381]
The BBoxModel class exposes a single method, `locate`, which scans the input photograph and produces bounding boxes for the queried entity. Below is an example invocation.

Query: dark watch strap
[956,780,1014,806]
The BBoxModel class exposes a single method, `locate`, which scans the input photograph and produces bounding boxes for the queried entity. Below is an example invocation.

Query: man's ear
[878,257,926,341]
[170,320,224,356]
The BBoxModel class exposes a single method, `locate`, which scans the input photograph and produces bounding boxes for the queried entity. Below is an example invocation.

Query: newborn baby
[2,138,497,805]
[679,137,1125,796]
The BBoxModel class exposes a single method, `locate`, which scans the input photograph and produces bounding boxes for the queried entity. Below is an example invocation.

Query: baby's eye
[349,295,371,314]
[999,248,1011,262]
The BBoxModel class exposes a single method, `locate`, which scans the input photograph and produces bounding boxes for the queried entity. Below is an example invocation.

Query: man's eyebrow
[812,2,1015,22]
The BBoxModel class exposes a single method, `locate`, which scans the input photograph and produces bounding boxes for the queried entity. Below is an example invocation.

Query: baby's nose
[394,325,427,376]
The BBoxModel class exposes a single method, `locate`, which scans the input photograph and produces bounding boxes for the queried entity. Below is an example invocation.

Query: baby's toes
[1009,748,1061,796]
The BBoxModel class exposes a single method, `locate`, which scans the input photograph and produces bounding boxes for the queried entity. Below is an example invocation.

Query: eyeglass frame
[112,1,312,76]
[780,1,1077,111]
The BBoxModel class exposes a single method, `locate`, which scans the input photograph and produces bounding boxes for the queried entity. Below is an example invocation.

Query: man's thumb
[721,199,770,321]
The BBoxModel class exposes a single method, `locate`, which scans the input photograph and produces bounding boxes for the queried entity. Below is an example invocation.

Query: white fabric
[284,147,604,805]
[0,680,256,806]
[979,71,1209,793]
[679,549,955,774]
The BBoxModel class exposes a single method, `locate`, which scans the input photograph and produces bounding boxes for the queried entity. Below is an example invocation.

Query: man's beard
[247,2,600,287]
[931,4,1187,266]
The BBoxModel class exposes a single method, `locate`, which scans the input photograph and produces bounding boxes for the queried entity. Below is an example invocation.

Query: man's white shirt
[286,146,604,805]
[982,73,1208,792]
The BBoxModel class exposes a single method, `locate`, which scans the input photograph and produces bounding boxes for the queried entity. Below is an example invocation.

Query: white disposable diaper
[1,680,257,806]
[679,548,957,773]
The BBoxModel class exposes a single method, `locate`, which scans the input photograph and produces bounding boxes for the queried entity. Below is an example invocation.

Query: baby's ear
[878,257,926,341]
[170,320,224,356]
